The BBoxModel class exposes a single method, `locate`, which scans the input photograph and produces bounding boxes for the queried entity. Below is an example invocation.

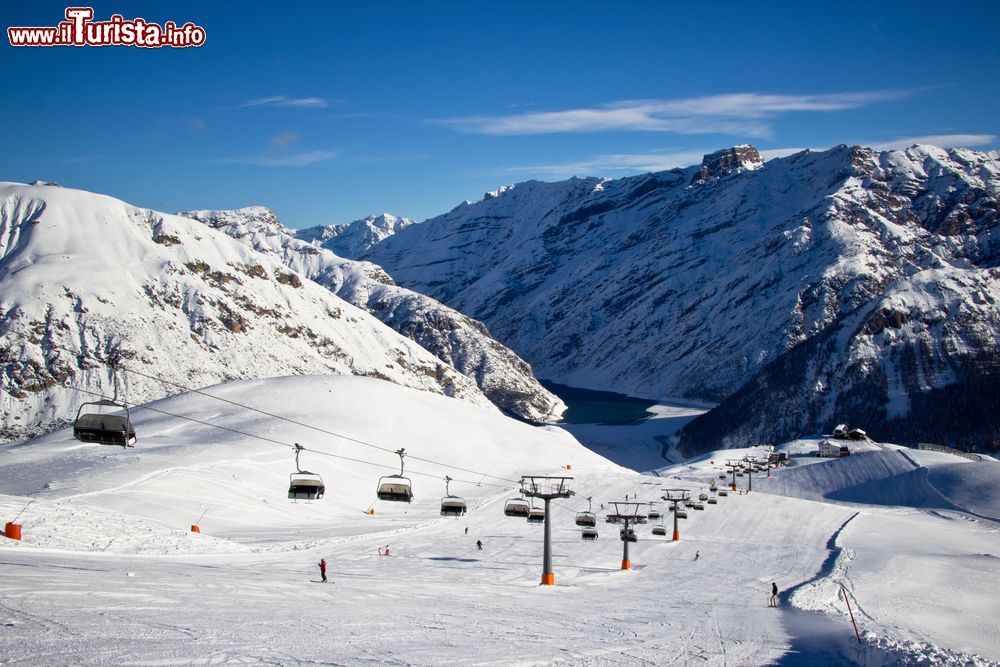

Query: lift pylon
[521,476,574,586]
[606,500,648,570]
[661,489,690,541]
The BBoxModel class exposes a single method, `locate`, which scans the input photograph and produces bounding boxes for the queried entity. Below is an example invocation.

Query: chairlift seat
[693,503,705,510]
[440,496,467,516]
[718,490,728,497]
[504,498,530,517]
[676,510,689,519]
[652,525,667,536]
[648,510,661,520]
[581,528,599,541]
[377,475,413,503]
[73,404,136,447]
[527,508,546,524]
[707,497,718,504]
[575,511,597,527]
[288,472,325,500]
[619,528,637,542]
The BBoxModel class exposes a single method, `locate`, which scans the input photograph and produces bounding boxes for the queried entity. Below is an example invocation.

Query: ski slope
[1,379,998,665]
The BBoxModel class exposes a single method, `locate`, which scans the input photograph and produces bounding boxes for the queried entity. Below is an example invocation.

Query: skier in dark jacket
[770,582,778,607]
[476,539,483,551]
[319,558,327,583]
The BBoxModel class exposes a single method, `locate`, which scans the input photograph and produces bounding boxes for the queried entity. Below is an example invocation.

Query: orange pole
[541,572,554,585]
[621,559,631,570]
[672,530,680,541]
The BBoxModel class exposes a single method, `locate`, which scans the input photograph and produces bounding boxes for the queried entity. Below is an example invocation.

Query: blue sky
[2,1,999,227]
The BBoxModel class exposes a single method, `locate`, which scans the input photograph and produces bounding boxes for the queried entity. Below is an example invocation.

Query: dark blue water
[540,380,658,425]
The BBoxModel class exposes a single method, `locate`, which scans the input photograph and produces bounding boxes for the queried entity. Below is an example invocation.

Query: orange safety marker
[672,530,681,541]
[621,559,631,570]
[541,572,555,585]
[190,525,201,533]
[4,522,22,541]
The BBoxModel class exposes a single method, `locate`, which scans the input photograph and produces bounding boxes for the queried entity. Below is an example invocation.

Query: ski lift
[527,500,545,524]
[288,444,325,500]
[619,527,637,542]
[676,509,689,519]
[736,470,744,477]
[581,527,599,541]
[648,501,661,521]
[693,502,705,510]
[698,492,709,502]
[707,491,718,505]
[73,398,136,447]
[575,496,597,527]
[718,489,729,497]
[376,448,413,502]
[504,495,530,517]
[718,473,726,480]
[652,524,667,536]
[440,476,467,517]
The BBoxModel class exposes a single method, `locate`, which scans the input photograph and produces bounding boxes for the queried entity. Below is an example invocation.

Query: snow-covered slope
[178,207,564,422]
[0,182,491,441]
[298,212,414,257]
[1,389,996,666]
[362,145,1000,452]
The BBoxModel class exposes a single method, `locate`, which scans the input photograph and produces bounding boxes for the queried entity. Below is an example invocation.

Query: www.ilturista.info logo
[8,7,206,48]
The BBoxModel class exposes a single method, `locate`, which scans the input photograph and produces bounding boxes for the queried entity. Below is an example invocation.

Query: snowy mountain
[361,145,1000,452]
[178,207,564,422]
[0,182,492,442]
[297,212,414,257]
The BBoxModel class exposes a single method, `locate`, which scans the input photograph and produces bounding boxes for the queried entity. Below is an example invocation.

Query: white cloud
[867,134,996,150]
[213,150,337,167]
[242,96,329,109]
[436,90,908,137]
[268,131,300,149]
[505,150,713,178]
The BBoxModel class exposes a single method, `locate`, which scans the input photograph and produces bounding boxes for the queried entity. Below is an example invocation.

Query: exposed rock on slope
[360,145,1000,451]
[0,183,491,442]
[179,207,564,422]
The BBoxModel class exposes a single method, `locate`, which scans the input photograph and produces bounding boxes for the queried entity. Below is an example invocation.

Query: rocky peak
[693,145,764,183]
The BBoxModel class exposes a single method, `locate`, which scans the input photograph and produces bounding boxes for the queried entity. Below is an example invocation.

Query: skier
[476,539,483,551]
[694,550,700,561]
[465,526,468,535]
[384,544,391,557]
[319,558,327,583]
[770,582,778,607]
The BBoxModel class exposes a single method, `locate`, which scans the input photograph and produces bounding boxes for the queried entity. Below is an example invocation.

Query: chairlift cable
[3,327,521,485]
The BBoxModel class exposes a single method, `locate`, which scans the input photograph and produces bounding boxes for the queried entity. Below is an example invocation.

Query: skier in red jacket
[319,558,327,582]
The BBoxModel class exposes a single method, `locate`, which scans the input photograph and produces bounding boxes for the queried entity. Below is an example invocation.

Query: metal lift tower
[606,500,648,570]
[521,476,574,585]
[661,489,690,541]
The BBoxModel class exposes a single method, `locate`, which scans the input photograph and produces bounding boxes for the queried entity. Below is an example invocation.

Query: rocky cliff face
[0,183,492,442]
[179,208,565,422]
[360,145,1000,452]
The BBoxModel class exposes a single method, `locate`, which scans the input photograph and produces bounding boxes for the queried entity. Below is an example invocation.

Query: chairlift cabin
[575,496,597,527]
[288,472,325,500]
[504,497,530,517]
[692,502,705,510]
[718,489,729,497]
[73,399,137,447]
[648,502,661,521]
[652,524,667,536]
[440,476,467,517]
[676,509,689,519]
[581,527,599,541]
[619,527,637,542]
[377,448,413,503]
[527,505,546,524]
[288,444,325,500]
[698,492,709,502]
[707,494,718,504]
